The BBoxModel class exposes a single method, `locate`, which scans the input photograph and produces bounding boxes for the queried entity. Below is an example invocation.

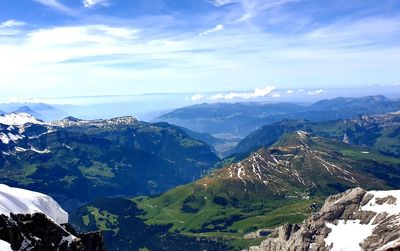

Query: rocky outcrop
[0,213,105,251]
[249,188,400,251]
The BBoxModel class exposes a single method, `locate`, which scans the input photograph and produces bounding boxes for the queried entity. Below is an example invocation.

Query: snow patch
[325,220,375,251]
[0,133,10,144]
[362,190,400,215]
[30,146,51,154]
[15,147,28,152]
[327,190,400,250]
[7,133,22,141]
[0,239,12,251]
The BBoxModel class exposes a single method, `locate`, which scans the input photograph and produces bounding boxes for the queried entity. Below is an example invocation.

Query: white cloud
[230,0,299,23]
[191,94,205,101]
[199,24,224,36]
[27,25,139,46]
[286,89,294,94]
[0,20,26,29]
[271,92,281,98]
[235,13,253,23]
[210,86,276,100]
[83,0,109,8]
[307,89,325,96]
[34,0,74,14]
[209,0,236,7]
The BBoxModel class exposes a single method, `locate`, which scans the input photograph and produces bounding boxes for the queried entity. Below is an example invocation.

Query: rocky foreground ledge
[0,184,104,251]
[249,188,400,251]
[0,213,105,251]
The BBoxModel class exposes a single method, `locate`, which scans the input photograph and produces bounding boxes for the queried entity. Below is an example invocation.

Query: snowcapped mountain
[0,113,51,157]
[0,184,68,224]
[0,112,44,126]
[250,188,400,251]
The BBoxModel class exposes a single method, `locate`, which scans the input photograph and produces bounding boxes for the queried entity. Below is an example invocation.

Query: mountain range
[1,95,400,250]
[71,131,400,250]
[0,103,68,122]
[156,96,400,155]
[0,113,219,210]
[231,111,400,157]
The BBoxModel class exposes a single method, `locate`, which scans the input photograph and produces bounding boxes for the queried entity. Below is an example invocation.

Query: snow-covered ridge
[0,113,44,126]
[52,115,139,128]
[0,184,68,224]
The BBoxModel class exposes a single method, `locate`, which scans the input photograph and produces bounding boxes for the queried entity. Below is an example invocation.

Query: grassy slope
[134,184,323,249]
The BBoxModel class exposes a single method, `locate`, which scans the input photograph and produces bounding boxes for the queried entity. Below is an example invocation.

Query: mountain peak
[272,130,312,149]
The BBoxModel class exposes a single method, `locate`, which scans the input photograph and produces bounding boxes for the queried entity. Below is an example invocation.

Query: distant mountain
[0,113,219,210]
[156,102,305,138]
[13,106,43,119]
[250,188,400,250]
[308,95,396,112]
[0,103,68,121]
[232,111,400,157]
[155,96,400,141]
[76,132,400,250]
[180,126,238,156]
[0,184,105,251]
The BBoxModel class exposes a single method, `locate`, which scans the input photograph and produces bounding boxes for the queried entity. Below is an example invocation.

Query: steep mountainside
[233,111,400,157]
[0,114,219,210]
[250,188,400,251]
[0,184,105,251]
[75,131,400,248]
[156,95,400,138]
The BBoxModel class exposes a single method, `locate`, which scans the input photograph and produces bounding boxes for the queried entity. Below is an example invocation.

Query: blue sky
[0,0,399,102]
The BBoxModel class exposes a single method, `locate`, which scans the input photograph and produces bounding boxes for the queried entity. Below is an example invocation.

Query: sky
[0,0,400,103]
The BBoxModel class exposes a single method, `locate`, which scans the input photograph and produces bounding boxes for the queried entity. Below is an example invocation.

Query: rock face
[0,213,105,251]
[249,188,400,251]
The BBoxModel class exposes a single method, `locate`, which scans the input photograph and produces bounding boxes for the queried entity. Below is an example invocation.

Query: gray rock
[249,188,400,251]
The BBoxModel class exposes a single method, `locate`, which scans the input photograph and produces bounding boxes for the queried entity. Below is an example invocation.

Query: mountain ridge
[155,95,400,141]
